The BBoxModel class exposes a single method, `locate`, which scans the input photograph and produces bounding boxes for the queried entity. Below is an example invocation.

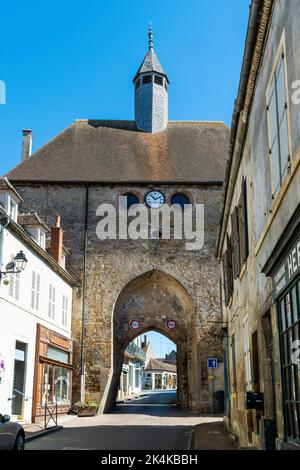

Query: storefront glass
[42,363,71,405]
[278,278,300,443]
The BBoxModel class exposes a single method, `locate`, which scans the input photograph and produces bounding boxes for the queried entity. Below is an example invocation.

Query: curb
[25,426,63,442]
[188,426,196,450]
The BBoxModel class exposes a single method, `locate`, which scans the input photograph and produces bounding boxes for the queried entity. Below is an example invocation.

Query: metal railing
[44,402,58,430]
[8,388,31,402]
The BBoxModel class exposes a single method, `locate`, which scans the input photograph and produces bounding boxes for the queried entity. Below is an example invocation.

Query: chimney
[21,129,32,161]
[50,215,64,265]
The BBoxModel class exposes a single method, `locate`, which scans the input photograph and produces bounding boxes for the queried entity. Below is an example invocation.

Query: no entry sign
[129,319,141,330]
[166,319,177,330]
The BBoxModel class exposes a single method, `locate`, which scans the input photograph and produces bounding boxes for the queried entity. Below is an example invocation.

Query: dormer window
[142,75,152,84]
[18,212,49,250]
[9,197,18,221]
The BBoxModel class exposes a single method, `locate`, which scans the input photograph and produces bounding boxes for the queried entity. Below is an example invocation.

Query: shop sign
[273,234,300,298]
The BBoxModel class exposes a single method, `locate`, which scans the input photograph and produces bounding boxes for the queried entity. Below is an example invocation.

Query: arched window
[122,192,139,209]
[170,193,190,208]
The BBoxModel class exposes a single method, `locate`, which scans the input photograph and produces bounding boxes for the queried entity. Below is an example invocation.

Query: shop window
[42,363,71,405]
[47,346,69,364]
[278,280,300,443]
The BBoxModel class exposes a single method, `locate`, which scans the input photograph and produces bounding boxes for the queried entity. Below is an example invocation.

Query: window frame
[266,33,292,200]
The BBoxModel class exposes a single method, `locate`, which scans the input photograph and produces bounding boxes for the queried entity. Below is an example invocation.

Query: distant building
[143,357,177,391]
[118,336,146,398]
[0,177,79,423]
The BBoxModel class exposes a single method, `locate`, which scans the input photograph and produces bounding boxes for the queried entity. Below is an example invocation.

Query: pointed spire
[148,22,154,49]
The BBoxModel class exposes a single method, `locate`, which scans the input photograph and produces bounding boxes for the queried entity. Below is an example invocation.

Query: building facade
[0,178,78,423]
[118,336,146,398]
[218,0,300,450]
[5,29,228,413]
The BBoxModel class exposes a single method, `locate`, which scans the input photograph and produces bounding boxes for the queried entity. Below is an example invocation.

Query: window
[243,316,252,390]
[251,330,260,392]
[223,235,234,306]
[42,363,71,405]
[231,334,237,392]
[31,271,40,311]
[278,281,300,442]
[8,196,18,221]
[142,75,152,84]
[48,284,55,319]
[62,295,68,327]
[267,47,290,198]
[154,75,163,86]
[9,255,20,301]
[229,177,249,282]
[38,230,46,249]
[171,193,190,208]
[122,192,139,210]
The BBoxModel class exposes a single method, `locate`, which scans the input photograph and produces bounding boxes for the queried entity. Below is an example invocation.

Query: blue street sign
[207,357,218,369]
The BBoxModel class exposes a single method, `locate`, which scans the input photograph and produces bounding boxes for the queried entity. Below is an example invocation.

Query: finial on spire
[148,22,153,49]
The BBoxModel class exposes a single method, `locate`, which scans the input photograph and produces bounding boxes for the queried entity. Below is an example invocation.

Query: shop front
[264,215,300,449]
[32,324,73,422]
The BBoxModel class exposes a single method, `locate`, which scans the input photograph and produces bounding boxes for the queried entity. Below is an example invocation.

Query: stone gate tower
[6,28,230,414]
[134,25,168,133]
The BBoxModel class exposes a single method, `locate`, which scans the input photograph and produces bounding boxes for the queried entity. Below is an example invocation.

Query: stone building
[5,28,229,413]
[218,0,300,450]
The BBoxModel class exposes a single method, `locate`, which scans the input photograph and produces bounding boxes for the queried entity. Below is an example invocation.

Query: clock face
[145,191,165,208]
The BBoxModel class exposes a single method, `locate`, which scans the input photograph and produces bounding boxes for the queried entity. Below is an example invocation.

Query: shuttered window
[237,177,249,265]
[231,207,240,278]
[48,284,56,319]
[31,271,40,310]
[223,235,234,306]
[267,48,290,198]
[243,315,252,390]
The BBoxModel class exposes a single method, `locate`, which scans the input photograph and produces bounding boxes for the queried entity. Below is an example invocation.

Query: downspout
[80,185,89,402]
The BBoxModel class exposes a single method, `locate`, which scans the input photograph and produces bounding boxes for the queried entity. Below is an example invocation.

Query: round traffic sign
[129,319,141,330]
[166,319,177,330]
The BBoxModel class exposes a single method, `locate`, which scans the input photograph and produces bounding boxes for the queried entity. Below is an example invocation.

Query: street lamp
[0,250,28,281]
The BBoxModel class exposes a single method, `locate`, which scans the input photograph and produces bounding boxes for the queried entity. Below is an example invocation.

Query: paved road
[26,391,200,450]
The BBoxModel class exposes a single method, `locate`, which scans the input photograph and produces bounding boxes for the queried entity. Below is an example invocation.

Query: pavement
[25,391,239,450]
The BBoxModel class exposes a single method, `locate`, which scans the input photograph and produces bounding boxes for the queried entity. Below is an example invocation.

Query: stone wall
[15,182,225,411]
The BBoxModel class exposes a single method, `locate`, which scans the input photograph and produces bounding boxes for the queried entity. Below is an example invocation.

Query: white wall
[0,226,73,422]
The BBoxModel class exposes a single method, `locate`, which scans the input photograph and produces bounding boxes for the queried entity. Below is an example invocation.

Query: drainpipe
[80,185,89,402]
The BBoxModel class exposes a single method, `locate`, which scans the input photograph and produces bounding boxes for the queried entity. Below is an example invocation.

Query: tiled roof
[145,357,176,373]
[6,120,229,183]
[0,177,23,202]
[18,212,50,232]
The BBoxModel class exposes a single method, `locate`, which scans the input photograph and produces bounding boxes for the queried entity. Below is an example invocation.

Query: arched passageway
[100,270,195,413]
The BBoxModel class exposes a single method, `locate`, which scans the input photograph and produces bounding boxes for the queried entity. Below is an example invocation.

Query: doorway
[12,341,27,418]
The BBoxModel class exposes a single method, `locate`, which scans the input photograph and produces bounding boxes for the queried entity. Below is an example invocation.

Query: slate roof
[6,121,229,184]
[145,357,176,373]
[133,48,168,82]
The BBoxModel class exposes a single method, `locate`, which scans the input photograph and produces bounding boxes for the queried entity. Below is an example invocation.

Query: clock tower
[133,25,169,133]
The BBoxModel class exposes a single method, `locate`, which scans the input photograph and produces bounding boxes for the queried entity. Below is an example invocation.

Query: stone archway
[99,270,195,413]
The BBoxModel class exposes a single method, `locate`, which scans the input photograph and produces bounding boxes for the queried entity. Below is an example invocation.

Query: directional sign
[207,357,218,369]
[129,319,141,330]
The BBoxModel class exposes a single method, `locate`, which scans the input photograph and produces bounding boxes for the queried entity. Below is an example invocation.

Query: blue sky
[0,0,249,175]
[143,331,176,359]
